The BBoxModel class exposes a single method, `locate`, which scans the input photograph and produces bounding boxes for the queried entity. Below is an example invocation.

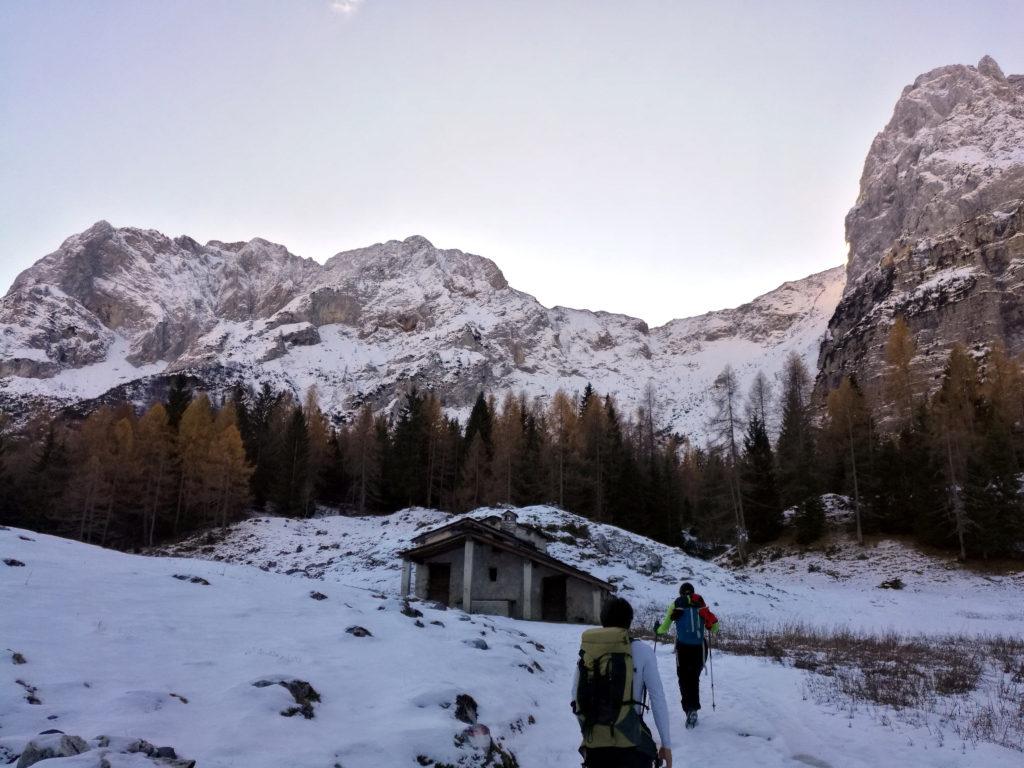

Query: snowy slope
[4,514,1024,767]
[0,222,843,437]
[161,505,1024,638]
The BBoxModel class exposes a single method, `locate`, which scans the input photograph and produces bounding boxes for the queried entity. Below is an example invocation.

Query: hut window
[489,567,498,582]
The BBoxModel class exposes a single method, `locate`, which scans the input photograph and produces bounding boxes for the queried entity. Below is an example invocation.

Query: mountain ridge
[0,221,844,436]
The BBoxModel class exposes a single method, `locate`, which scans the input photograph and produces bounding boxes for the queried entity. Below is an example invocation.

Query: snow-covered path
[511,623,1019,768]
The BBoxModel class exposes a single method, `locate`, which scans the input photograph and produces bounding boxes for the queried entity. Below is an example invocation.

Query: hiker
[572,596,673,768]
[657,582,719,729]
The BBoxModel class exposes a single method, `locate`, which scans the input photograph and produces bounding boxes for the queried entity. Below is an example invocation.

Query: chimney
[501,510,518,532]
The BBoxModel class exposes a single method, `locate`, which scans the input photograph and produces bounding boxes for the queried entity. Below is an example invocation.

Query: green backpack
[574,627,657,757]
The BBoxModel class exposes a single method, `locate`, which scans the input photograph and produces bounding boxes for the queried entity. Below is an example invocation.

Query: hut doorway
[541,574,567,621]
[427,562,451,603]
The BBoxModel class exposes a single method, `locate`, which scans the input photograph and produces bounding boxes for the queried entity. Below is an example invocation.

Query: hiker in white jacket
[571,597,673,768]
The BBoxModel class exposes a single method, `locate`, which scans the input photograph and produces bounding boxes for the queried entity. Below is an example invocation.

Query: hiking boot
[685,711,698,729]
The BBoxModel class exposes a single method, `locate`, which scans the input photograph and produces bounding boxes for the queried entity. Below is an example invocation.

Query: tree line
[1,318,1021,560]
[691,319,1024,561]
[0,380,690,549]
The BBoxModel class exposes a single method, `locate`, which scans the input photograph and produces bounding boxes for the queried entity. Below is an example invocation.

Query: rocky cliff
[818,56,1024,417]
[0,223,844,437]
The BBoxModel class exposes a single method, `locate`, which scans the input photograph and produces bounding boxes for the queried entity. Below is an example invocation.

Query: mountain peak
[844,56,1024,286]
[977,54,1006,81]
[402,235,435,249]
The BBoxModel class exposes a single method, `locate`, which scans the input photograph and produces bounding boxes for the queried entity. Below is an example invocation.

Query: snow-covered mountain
[0,222,843,435]
[818,56,1024,414]
[844,55,1024,287]
[4,506,1023,767]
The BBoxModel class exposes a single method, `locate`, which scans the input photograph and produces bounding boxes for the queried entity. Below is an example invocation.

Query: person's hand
[710,622,720,635]
[658,746,672,768]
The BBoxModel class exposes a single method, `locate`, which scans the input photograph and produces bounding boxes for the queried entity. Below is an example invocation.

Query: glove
[710,622,720,635]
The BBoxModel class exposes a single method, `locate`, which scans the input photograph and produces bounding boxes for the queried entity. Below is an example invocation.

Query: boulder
[16,734,89,767]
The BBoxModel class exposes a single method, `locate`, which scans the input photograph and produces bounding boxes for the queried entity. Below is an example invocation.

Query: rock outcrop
[819,202,1024,412]
[818,56,1024,420]
[845,56,1024,287]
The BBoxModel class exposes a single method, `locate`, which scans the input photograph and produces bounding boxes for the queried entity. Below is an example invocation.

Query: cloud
[329,0,364,15]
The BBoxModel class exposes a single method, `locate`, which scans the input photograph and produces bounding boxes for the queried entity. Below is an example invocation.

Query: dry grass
[715,620,1024,751]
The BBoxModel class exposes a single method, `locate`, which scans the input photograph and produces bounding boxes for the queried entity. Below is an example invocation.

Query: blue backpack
[672,596,705,646]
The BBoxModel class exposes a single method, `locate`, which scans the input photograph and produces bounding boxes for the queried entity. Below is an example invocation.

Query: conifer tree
[741,414,782,543]
[578,389,609,521]
[710,365,748,560]
[345,404,381,513]
[166,376,193,430]
[747,371,774,432]
[0,416,19,524]
[304,387,332,507]
[459,432,489,510]
[249,383,283,508]
[793,495,826,545]
[776,353,817,511]
[930,345,979,560]
[883,317,917,430]
[547,390,578,509]
[491,392,525,504]
[26,423,70,527]
[464,392,493,458]
[176,395,215,535]
[210,407,252,526]
[825,377,873,544]
[135,403,176,545]
[274,404,312,517]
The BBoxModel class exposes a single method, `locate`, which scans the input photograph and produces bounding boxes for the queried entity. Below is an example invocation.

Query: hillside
[3,508,1023,767]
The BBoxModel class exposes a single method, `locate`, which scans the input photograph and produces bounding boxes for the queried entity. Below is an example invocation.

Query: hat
[680,582,695,595]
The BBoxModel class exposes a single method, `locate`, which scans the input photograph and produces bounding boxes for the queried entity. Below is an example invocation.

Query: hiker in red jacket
[656,582,719,729]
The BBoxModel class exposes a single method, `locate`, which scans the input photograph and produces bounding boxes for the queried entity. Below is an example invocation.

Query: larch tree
[709,365,748,561]
[345,404,381,514]
[135,403,176,545]
[883,317,917,430]
[547,390,578,510]
[825,377,871,545]
[304,387,332,505]
[930,345,978,560]
[176,394,215,535]
[211,407,252,527]
[491,391,525,504]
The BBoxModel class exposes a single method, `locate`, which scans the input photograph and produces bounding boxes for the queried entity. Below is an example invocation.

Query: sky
[2,1,1023,327]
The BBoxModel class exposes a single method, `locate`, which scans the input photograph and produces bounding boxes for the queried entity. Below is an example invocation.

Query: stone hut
[398,511,613,623]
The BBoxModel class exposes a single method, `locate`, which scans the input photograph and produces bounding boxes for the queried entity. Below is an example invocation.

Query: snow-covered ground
[3,507,1023,767]
[163,505,1024,638]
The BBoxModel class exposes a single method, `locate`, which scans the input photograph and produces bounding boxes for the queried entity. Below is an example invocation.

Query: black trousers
[676,641,706,714]
[582,747,655,768]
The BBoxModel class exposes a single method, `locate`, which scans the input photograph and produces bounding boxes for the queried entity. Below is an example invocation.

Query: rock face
[845,56,1024,287]
[819,203,1024,410]
[818,57,1024,420]
[0,223,844,437]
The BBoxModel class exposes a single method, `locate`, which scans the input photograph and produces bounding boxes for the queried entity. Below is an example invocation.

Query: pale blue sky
[2,1,1022,325]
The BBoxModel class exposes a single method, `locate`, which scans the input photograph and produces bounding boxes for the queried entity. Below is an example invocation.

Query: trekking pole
[707,631,716,711]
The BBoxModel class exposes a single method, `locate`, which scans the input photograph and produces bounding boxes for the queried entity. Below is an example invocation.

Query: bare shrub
[716,620,1024,751]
